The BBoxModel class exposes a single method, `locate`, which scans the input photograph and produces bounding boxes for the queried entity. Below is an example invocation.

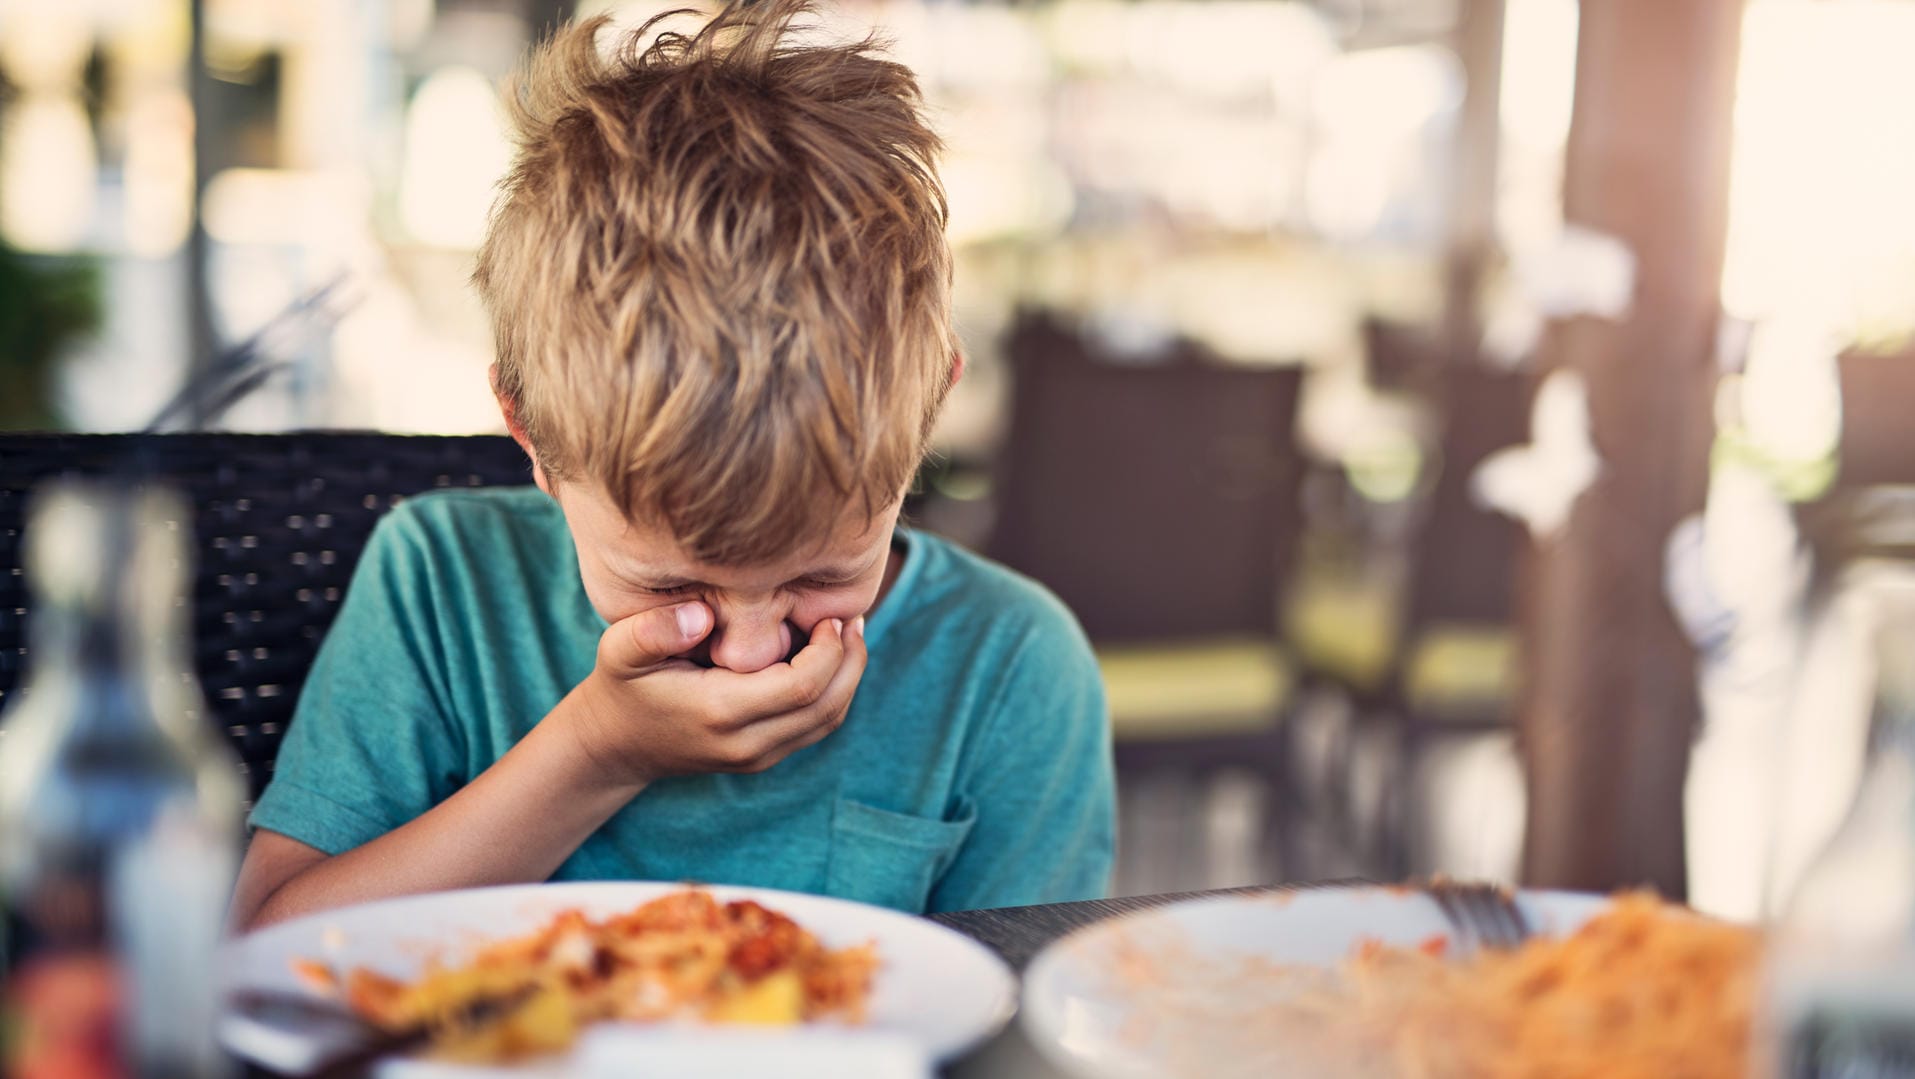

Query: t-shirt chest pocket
[824,797,976,913]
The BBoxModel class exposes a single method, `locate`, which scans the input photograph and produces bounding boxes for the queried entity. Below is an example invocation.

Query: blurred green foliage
[0,243,102,430]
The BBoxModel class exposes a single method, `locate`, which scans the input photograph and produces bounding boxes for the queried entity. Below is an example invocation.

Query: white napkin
[575,1027,931,1079]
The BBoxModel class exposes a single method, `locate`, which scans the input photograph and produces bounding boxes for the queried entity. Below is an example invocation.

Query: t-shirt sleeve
[247,504,469,855]
[929,611,1116,913]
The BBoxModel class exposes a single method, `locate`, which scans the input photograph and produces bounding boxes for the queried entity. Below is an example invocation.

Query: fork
[1424,878,1532,956]
[224,986,533,1079]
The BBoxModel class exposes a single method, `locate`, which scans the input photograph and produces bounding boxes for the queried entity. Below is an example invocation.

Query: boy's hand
[564,601,868,789]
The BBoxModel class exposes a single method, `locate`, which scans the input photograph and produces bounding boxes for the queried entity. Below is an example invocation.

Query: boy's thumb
[604,601,711,672]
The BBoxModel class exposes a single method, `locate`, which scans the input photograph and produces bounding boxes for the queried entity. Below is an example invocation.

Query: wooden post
[1520,0,1746,894]
[1835,347,1915,488]
[1442,0,1505,363]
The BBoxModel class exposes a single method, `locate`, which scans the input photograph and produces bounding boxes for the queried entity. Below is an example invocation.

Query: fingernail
[675,603,708,638]
[850,616,865,640]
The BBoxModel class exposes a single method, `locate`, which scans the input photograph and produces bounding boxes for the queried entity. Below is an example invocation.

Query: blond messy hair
[475,0,955,565]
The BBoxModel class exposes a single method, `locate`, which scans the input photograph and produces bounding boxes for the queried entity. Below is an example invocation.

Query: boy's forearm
[246,684,644,928]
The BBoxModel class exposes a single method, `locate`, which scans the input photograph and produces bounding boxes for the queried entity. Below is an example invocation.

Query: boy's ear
[491,363,553,495]
[952,349,966,386]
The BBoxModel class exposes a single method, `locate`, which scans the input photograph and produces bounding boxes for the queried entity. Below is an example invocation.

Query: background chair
[1371,360,1532,878]
[985,310,1307,890]
[1291,358,1532,880]
[0,432,533,802]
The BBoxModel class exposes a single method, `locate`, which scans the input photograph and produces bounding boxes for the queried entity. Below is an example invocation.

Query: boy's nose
[707,615,795,674]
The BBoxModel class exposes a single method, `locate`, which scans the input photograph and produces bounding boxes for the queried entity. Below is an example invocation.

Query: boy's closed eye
[638,575,862,597]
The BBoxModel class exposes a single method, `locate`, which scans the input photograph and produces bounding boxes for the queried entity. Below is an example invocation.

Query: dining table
[233,882,1308,1079]
[932,883,1296,1079]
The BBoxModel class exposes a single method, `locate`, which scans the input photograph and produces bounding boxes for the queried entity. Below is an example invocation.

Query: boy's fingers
[788,616,850,684]
[716,617,846,716]
[746,710,837,768]
[600,601,712,675]
[749,615,870,761]
[807,614,867,726]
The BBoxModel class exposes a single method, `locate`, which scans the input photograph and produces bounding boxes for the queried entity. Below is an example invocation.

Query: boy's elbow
[227,829,330,935]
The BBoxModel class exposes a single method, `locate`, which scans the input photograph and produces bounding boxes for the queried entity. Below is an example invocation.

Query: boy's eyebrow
[635,573,701,590]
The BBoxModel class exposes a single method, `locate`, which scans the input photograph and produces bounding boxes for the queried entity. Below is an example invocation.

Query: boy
[230,0,1113,927]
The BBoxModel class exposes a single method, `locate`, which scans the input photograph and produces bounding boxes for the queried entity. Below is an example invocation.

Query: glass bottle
[1766,568,1915,1077]
[0,482,244,1079]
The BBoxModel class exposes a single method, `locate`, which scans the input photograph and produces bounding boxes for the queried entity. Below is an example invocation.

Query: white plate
[219,881,1017,1077]
[1021,885,1612,1079]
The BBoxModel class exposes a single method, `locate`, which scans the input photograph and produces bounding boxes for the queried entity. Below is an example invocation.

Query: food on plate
[1104,891,1760,1079]
[301,889,879,1062]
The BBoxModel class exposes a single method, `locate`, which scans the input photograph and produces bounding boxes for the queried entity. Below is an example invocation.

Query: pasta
[1105,891,1760,1079]
[303,889,879,1062]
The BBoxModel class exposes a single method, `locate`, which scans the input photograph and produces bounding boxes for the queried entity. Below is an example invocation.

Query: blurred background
[3,0,1915,919]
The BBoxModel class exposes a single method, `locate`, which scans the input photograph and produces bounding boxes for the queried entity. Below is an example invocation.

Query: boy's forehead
[561,479,891,578]
[620,524,878,580]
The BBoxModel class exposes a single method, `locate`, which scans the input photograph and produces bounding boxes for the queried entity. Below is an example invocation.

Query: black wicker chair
[0,433,534,802]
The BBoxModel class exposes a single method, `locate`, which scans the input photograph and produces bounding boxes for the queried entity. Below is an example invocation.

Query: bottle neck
[26,592,185,698]
[1876,596,1915,749]
[14,490,195,743]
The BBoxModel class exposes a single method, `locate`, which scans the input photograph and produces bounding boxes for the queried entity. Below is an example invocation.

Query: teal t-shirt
[249,487,1115,914]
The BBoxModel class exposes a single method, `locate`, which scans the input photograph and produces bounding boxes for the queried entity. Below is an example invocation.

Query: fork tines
[1426,878,1532,954]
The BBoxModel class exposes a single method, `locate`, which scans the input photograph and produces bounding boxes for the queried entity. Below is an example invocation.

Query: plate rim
[1017,884,1616,1079]
[221,879,1019,1069]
